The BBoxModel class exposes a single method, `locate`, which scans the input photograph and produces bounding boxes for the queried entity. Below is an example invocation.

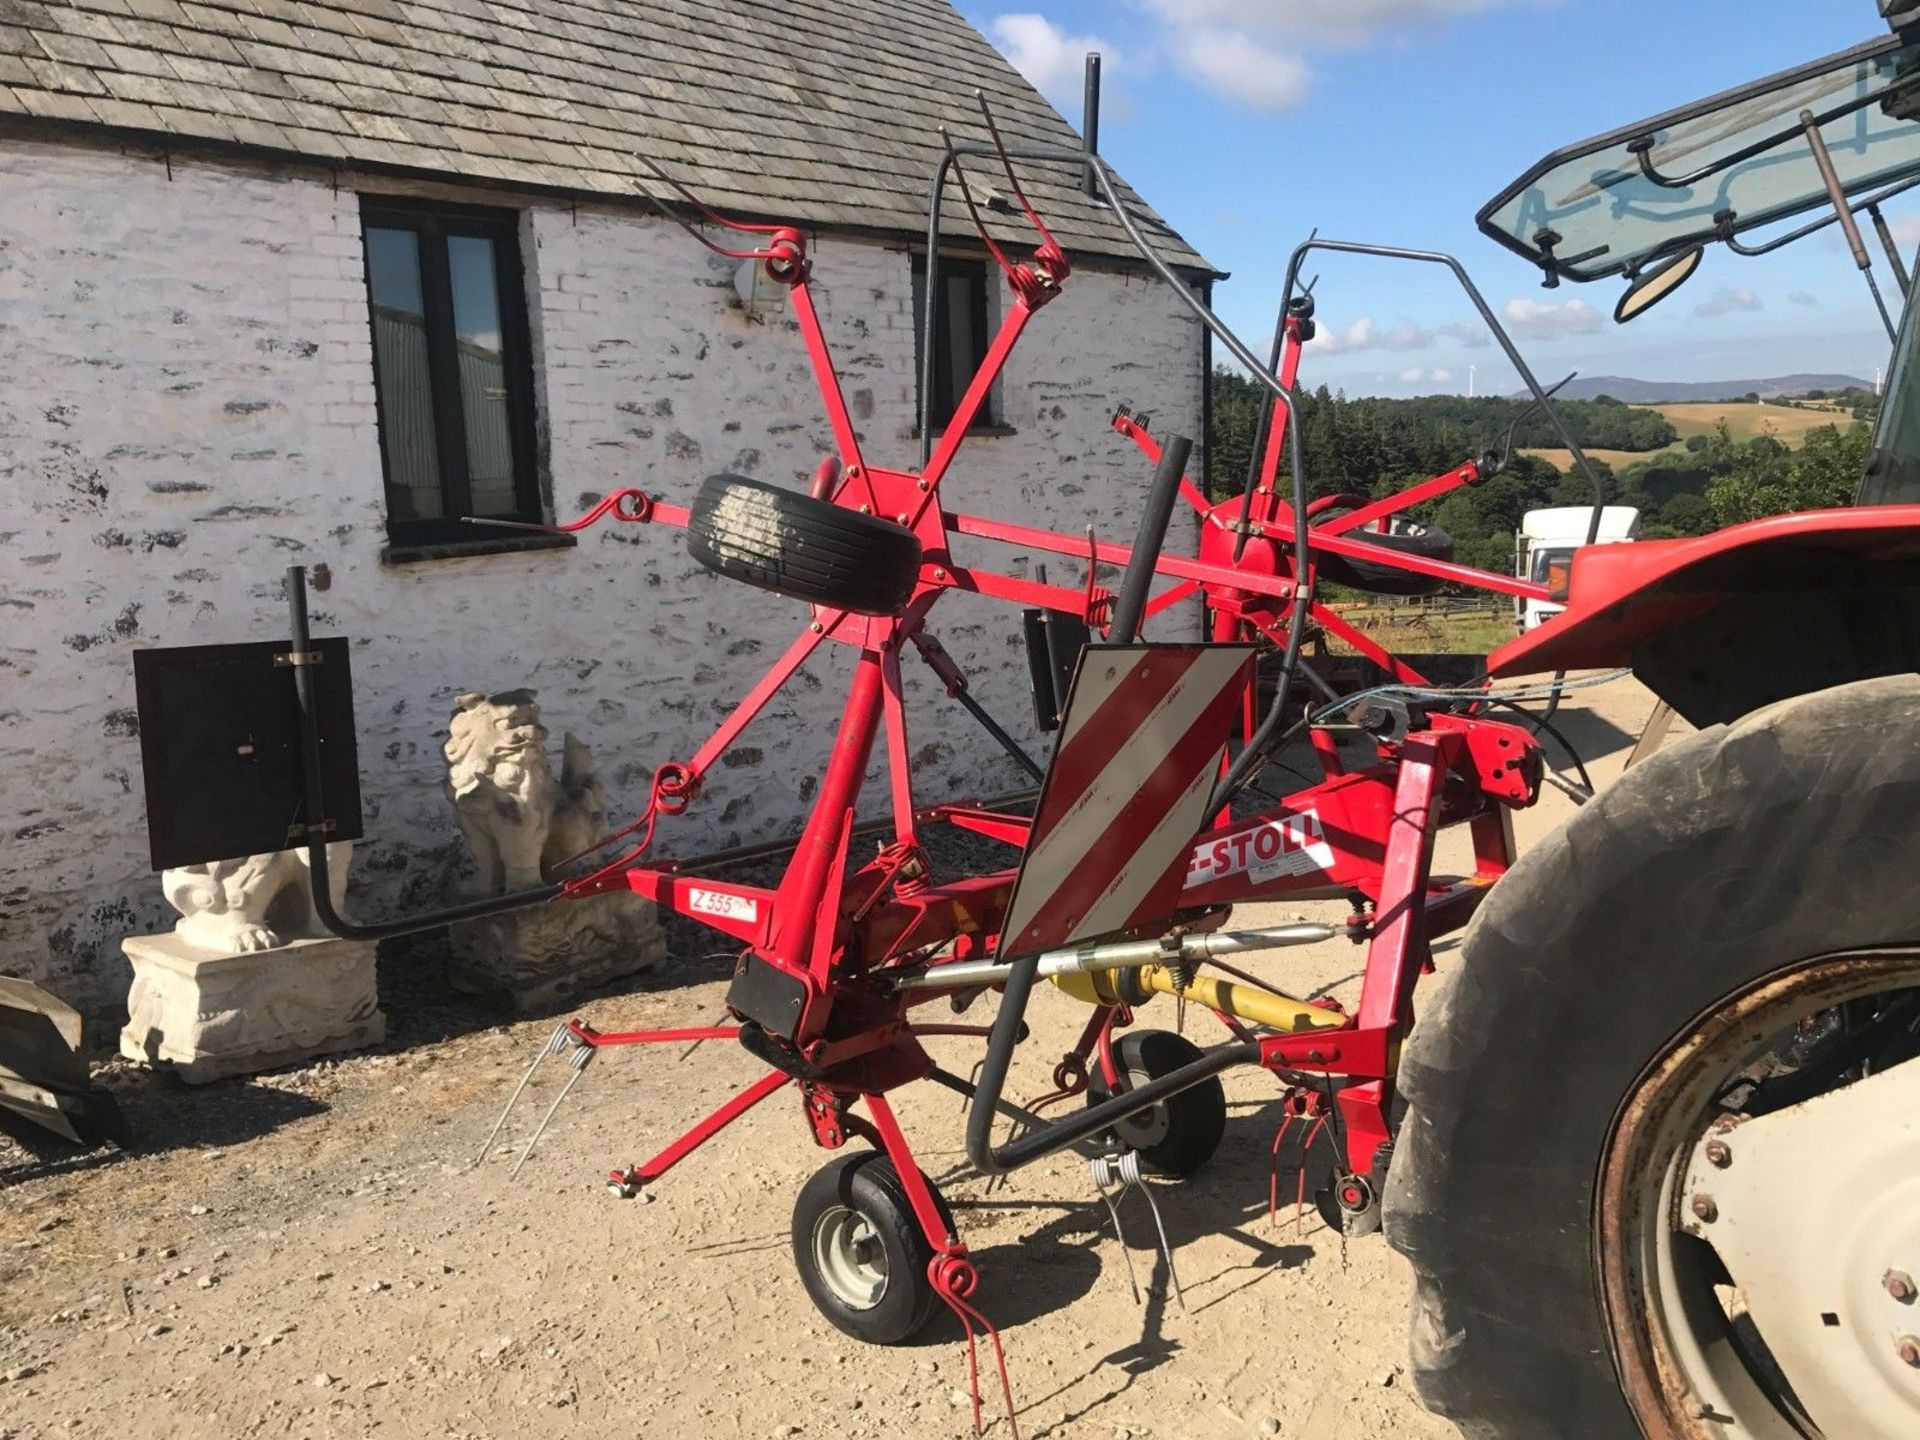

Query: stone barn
[0,0,1215,1011]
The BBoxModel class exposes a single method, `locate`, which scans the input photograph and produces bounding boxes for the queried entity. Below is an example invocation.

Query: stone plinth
[120,933,385,1083]
[448,894,664,1013]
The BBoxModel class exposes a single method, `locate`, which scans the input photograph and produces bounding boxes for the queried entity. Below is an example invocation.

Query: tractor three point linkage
[197,45,1920,1439]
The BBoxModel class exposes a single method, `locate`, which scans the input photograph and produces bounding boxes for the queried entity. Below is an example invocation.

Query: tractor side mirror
[1614,246,1704,324]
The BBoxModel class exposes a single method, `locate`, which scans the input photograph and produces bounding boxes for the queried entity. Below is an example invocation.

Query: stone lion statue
[443,689,607,895]
[161,841,355,954]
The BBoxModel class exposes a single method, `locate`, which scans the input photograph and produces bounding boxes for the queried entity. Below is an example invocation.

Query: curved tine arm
[941,128,1016,279]
[1281,237,1607,542]
[960,164,1318,1182]
[1081,154,1314,805]
[633,153,785,237]
[919,138,1105,463]
[973,90,1061,254]
[1496,372,1577,471]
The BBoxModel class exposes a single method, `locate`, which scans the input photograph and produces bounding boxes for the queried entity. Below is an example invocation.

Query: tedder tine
[510,1041,596,1178]
[475,1022,571,1167]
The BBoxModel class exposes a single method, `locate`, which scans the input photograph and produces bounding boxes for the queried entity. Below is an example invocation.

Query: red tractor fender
[1487,506,1920,725]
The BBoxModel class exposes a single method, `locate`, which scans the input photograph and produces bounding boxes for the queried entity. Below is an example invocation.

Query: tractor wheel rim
[1598,948,1920,1440]
[812,1204,889,1311]
[1113,1066,1173,1150]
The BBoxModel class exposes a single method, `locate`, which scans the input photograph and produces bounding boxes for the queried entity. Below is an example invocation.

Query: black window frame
[912,253,995,434]
[359,196,542,548]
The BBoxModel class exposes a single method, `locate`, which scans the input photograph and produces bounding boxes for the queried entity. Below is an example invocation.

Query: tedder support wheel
[792,1150,950,1345]
[1384,675,1920,1439]
[686,473,923,616]
[1086,1028,1229,1178]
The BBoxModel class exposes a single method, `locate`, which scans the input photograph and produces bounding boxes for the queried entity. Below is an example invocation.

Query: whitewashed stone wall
[0,138,1205,1010]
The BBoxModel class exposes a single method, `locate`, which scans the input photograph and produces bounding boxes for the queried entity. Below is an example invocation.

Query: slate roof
[0,0,1213,272]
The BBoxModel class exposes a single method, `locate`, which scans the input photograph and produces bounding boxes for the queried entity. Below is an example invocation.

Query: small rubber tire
[791,1150,948,1345]
[1085,1028,1228,1178]
[686,473,922,616]
[1313,508,1454,597]
[1382,675,1920,1438]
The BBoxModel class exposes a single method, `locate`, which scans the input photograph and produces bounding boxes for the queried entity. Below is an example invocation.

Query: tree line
[1208,371,1873,579]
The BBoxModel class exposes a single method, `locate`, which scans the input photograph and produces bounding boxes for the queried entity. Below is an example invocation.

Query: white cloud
[1135,0,1532,107]
[1141,0,1524,47]
[1309,314,1491,355]
[1169,25,1309,110]
[1788,290,1819,307]
[1693,286,1763,319]
[1309,315,1377,354]
[1503,296,1602,340]
[989,14,1124,109]
[1399,366,1428,383]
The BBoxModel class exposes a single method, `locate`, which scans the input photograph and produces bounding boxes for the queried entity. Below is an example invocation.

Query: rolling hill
[1546,373,1870,403]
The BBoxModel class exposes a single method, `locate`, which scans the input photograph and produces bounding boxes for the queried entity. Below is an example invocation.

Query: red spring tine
[631,154,802,269]
[941,130,1018,283]
[1267,1113,1298,1227]
[634,152,786,236]
[972,90,1063,267]
[932,1256,1019,1440]
[1297,1111,1331,1234]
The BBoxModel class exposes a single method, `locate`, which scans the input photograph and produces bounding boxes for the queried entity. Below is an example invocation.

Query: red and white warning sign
[999,643,1253,958]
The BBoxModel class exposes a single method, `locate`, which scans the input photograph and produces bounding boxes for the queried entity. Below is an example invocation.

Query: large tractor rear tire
[1384,675,1920,1439]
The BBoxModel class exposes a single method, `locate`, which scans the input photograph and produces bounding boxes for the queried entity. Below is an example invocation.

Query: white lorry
[1514,505,1641,632]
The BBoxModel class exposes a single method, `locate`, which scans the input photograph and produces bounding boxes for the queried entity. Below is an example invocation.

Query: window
[911,255,992,433]
[360,198,540,547]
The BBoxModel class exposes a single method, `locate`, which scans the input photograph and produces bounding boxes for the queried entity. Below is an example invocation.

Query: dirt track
[0,680,1663,1440]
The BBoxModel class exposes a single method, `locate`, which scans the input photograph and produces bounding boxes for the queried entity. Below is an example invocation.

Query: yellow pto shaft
[1051,963,1346,1033]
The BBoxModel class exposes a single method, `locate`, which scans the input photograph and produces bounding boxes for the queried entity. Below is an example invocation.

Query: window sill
[380,532,578,566]
[911,423,1020,441]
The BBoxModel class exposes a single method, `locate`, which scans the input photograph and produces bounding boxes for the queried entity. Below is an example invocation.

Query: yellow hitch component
[1051,964,1344,1033]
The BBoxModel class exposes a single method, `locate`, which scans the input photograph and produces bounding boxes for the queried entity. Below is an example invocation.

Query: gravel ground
[0,680,1663,1440]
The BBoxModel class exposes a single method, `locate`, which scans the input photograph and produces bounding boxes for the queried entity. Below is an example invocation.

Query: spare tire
[1312,511,1454,596]
[686,474,922,616]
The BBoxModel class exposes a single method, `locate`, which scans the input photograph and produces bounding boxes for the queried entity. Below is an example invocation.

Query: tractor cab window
[1861,275,1920,505]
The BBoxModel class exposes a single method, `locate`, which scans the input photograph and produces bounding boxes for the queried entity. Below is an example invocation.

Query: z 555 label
[687,888,759,923]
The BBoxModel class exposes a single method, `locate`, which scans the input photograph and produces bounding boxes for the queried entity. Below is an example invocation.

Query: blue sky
[961,1,1909,396]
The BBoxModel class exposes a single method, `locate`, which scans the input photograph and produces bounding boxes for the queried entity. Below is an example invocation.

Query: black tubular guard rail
[286,564,563,941]
[951,150,1317,1177]
[950,160,1612,1177]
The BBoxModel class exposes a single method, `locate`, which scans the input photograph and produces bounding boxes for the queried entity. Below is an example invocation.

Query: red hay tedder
[134,25,1920,1439]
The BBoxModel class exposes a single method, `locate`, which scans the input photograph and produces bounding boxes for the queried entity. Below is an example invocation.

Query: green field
[1652,401,1851,443]
[1522,401,1857,473]
[1326,603,1516,656]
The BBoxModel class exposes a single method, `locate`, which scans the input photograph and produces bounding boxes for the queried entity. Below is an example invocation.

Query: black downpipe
[287,565,562,941]
[1109,433,1191,640]
[1082,54,1102,201]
